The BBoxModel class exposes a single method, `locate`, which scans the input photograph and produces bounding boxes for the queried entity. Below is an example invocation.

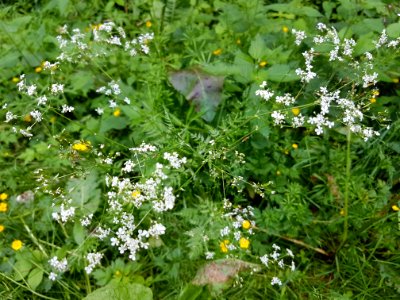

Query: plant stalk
[342,129,352,244]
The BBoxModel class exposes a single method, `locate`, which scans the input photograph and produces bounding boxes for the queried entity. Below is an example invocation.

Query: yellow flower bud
[113,108,121,117]
[392,205,400,212]
[213,48,222,56]
[35,66,42,73]
[292,143,298,150]
[291,107,300,116]
[145,21,152,28]
[282,26,289,33]
[259,61,267,67]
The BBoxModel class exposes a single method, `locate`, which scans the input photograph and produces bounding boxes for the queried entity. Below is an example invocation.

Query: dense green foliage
[0,0,400,299]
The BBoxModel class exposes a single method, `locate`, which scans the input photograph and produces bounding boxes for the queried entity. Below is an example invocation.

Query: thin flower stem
[342,129,352,244]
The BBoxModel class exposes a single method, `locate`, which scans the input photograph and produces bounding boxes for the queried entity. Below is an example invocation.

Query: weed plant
[0,0,400,299]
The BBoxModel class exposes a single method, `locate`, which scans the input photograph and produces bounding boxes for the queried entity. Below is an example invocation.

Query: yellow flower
[259,61,267,67]
[282,26,289,33]
[239,237,250,249]
[0,193,8,201]
[91,24,101,30]
[242,220,251,230]
[11,240,23,251]
[24,114,32,122]
[0,202,8,212]
[145,20,152,28]
[392,78,399,83]
[72,142,90,152]
[0,225,4,232]
[370,98,376,104]
[340,208,345,216]
[220,240,230,253]
[35,66,42,73]
[372,90,379,96]
[291,107,300,116]
[12,77,19,83]
[392,205,400,212]
[292,143,298,150]
[113,108,121,117]
[213,48,222,56]
[131,190,141,199]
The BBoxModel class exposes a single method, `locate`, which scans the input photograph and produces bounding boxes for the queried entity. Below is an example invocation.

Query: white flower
[271,276,282,286]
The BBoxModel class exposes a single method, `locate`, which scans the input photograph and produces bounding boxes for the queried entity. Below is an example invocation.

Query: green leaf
[83,282,153,300]
[73,222,86,245]
[265,64,298,82]
[99,116,130,134]
[13,259,33,281]
[0,51,20,68]
[248,35,265,60]
[115,0,125,6]
[387,22,400,39]
[168,69,224,122]
[67,171,100,214]
[28,268,43,291]
[0,16,32,33]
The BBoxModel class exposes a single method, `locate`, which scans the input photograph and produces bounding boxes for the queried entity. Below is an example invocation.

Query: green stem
[342,129,352,243]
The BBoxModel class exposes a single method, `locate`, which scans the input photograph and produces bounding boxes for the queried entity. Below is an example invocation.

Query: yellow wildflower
[12,77,19,83]
[239,237,250,249]
[291,107,300,116]
[259,61,267,67]
[392,205,400,212]
[131,190,141,198]
[35,66,42,73]
[24,114,32,122]
[0,202,8,212]
[340,208,345,216]
[292,143,298,150]
[282,26,289,33]
[213,48,222,56]
[370,98,376,103]
[372,90,379,96]
[91,24,101,31]
[242,220,251,230]
[0,225,4,232]
[145,21,152,28]
[11,240,23,251]
[72,142,91,152]
[393,78,399,83]
[113,108,121,117]
[0,193,8,201]
[220,240,230,253]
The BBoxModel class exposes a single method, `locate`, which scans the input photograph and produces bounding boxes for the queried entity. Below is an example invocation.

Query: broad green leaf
[67,171,100,214]
[13,259,33,281]
[83,282,152,300]
[0,16,32,33]
[387,22,400,39]
[28,268,43,291]
[0,51,20,68]
[70,71,95,94]
[168,69,224,122]
[99,116,130,133]
[265,64,298,82]
[73,222,86,245]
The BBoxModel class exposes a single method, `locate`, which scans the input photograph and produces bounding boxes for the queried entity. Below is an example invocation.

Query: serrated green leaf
[248,35,265,60]
[83,282,152,300]
[28,268,43,291]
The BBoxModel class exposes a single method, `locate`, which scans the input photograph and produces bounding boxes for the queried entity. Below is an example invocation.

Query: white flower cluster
[48,256,68,281]
[85,252,103,274]
[56,22,154,63]
[255,24,396,141]
[88,147,185,261]
[259,244,296,286]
